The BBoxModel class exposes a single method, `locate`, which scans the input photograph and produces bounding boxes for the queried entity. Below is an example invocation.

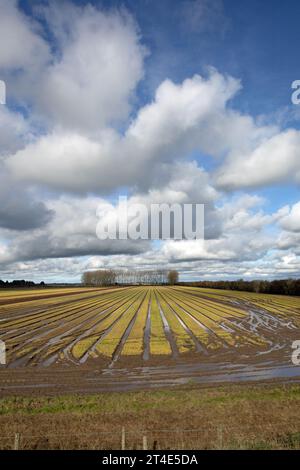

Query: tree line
[0,280,45,288]
[179,278,300,296]
[82,269,179,286]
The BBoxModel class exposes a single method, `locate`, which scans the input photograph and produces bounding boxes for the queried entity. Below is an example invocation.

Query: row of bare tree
[82,269,179,286]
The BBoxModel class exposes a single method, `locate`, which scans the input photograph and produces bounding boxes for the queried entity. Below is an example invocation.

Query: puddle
[156,293,179,359]
[142,299,151,361]
[79,291,142,364]
[3,356,300,395]
[62,362,300,392]
[159,292,207,354]
[109,292,147,368]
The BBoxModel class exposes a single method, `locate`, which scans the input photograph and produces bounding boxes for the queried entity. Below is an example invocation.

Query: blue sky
[0,0,300,282]
[83,0,300,118]
[18,0,300,114]
[18,0,300,210]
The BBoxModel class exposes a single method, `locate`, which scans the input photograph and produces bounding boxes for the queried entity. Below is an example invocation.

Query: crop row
[3,288,140,365]
[0,285,294,365]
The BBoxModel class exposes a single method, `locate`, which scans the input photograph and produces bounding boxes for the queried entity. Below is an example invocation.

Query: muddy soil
[1,340,300,397]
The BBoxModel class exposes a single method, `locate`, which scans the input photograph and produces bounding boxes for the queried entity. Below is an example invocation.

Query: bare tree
[83,268,170,286]
[82,269,116,287]
[82,271,94,286]
[168,270,179,285]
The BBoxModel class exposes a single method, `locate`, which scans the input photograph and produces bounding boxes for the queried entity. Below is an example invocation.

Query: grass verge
[0,383,299,449]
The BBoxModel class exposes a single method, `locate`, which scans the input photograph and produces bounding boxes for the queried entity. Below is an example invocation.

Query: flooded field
[0,286,299,394]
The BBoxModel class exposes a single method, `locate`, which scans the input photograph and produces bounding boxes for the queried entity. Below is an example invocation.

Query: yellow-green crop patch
[0,285,298,366]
